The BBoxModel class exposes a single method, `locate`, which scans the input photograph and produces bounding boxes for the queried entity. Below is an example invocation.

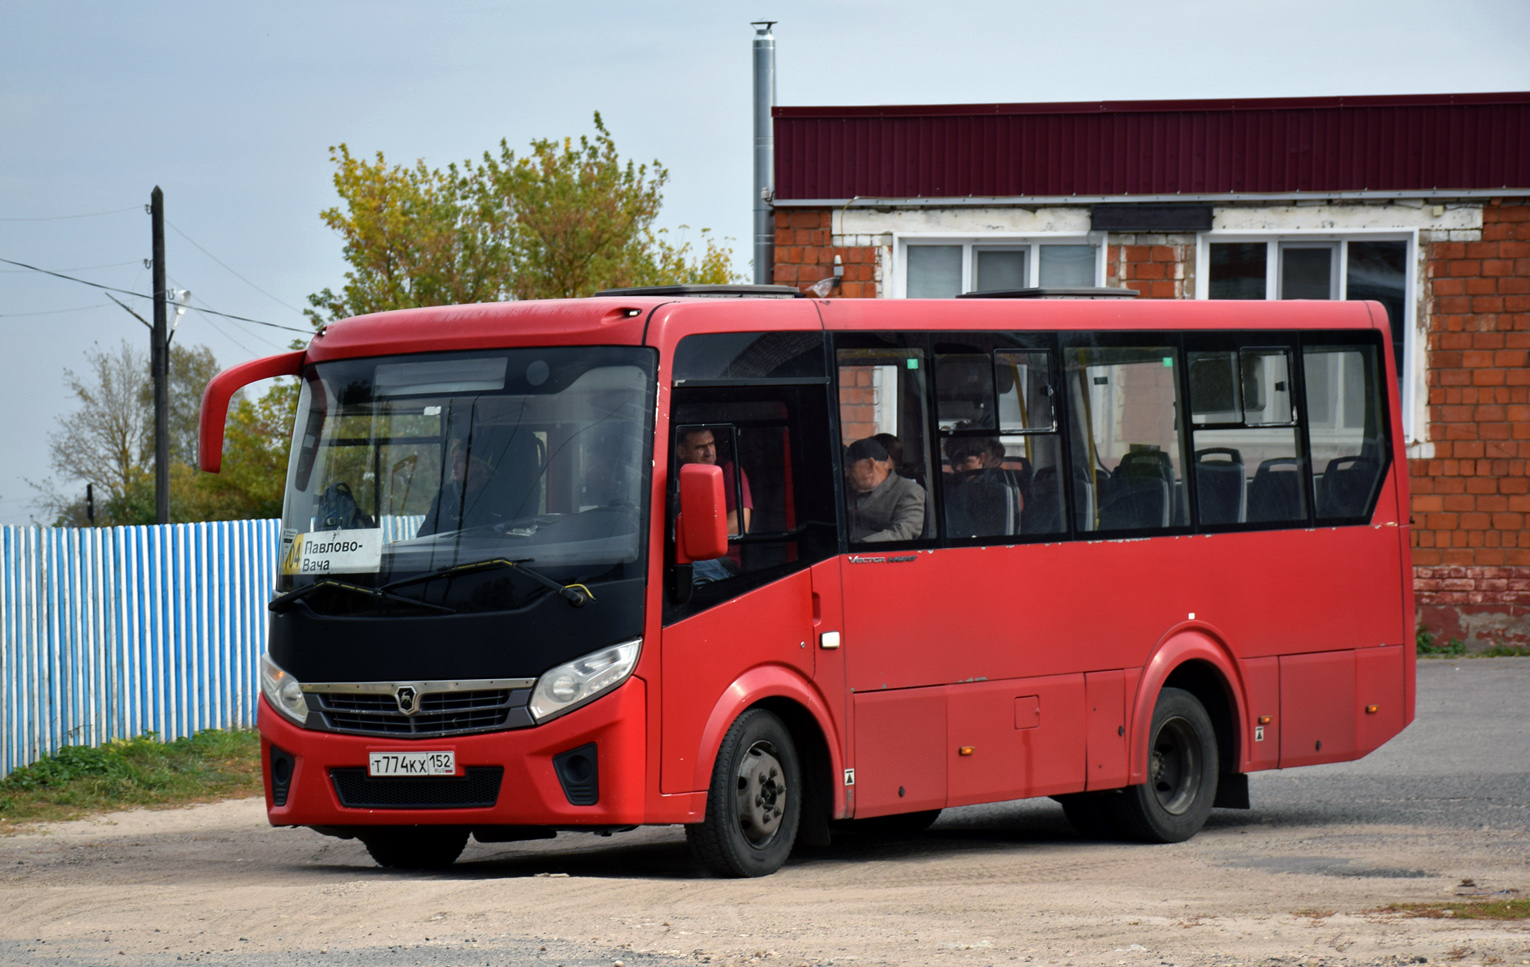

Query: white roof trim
[773,189,1530,208]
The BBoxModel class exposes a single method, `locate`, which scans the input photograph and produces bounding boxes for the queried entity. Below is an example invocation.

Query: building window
[1201,236,1412,439]
[898,239,1103,298]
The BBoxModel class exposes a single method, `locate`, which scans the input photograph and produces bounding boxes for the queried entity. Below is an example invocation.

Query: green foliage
[1416,626,1466,657]
[1378,899,1530,920]
[1479,642,1530,657]
[0,730,262,826]
[307,112,741,325]
[39,340,296,526]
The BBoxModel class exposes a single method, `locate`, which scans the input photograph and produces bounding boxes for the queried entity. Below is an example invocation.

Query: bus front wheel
[1112,687,1218,843]
[687,708,801,877]
[360,826,469,870]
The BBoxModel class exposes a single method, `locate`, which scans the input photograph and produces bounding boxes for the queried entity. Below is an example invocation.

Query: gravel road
[3,658,1527,967]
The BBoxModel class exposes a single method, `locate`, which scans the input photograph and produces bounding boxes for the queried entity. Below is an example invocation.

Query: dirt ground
[1,793,1526,967]
[3,661,1528,967]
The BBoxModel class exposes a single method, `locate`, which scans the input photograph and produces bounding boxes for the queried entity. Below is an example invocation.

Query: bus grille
[329,766,504,809]
[311,687,533,738]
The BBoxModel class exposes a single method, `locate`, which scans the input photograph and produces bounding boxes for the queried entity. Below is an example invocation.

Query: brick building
[768,93,1530,648]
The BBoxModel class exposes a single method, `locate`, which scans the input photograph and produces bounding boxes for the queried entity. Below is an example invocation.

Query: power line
[0,206,141,222]
[166,220,305,313]
[0,256,311,333]
[0,303,112,318]
[0,260,140,274]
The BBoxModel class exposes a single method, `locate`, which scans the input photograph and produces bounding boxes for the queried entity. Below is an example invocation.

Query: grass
[1417,627,1467,657]
[1480,642,1530,657]
[0,729,262,829]
[1417,626,1530,658]
[1375,899,1530,920]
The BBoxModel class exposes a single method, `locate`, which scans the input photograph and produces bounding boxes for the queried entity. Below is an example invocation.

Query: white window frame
[1194,229,1423,451]
[892,234,1107,299]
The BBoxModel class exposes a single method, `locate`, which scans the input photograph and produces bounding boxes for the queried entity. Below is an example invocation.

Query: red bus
[200,285,1414,877]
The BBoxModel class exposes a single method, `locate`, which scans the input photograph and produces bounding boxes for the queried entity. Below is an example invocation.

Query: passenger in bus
[943,435,1024,537]
[873,432,908,478]
[676,426,753,582]
[845,437,925,542]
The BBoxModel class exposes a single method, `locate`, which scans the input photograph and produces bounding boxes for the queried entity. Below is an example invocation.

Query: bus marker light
[821,632,841,649]
[959,747,975,756]
[1258,715,1272,725]
[1366,705,1379,714]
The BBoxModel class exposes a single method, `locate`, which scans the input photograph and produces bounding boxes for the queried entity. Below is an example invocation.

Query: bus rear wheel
[360,826,469,870]
[1111,687,1218,844]
[687,708,801,877]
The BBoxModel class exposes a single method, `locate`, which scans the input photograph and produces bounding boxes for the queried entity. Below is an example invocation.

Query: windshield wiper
[269,579,456,615]
[383,558,594,608]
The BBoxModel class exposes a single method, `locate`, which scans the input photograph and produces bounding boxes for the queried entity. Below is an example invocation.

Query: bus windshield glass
[277,347,656,612]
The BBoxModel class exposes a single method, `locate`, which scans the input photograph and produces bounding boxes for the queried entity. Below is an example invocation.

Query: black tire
[1110,687,1218,844]
[360,826,469,870]
[686,708,801,877]
[1054,792,1122,840]
[833,809,942,837]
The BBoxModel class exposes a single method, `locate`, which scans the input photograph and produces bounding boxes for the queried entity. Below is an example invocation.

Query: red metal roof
[772,92,1530,200]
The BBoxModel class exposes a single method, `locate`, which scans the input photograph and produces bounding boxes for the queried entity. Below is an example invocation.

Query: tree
[307,113,740,325]
[38,341,154,524]
[37,340,294,526]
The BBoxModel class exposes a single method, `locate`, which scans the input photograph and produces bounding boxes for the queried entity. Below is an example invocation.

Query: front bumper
[258,675,648,828]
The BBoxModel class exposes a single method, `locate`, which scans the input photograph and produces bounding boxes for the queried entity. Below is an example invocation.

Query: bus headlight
[529,639,641,723]
[260,654,310,727]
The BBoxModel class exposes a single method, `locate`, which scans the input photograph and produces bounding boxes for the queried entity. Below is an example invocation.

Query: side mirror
[199,350,306,472]
[675,463,729,563]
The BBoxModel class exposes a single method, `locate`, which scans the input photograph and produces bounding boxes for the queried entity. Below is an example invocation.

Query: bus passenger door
[809,558,849,789]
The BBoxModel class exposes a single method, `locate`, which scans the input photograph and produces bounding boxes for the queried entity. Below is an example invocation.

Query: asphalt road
[2,657,1527,967]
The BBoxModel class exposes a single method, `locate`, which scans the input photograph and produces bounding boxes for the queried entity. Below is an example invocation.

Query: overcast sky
[3,0,1528,524]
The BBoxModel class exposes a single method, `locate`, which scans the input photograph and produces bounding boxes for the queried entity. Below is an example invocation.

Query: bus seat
[1116,449,1174,487]
[1098,477,1170,530]
[1247,457,1306,523]
[1194,447,1246,525]
[944,472,1015,538]
[1025,466,1064,534]
[1317,455,1379,519]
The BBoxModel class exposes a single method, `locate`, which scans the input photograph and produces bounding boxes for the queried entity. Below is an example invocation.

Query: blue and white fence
[0,519,280,779]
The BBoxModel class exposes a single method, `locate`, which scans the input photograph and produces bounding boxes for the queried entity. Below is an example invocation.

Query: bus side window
[1066,342,1189,533]
[1304,343,1388,522]
[666,389,838,620]
[837,344,934,544]
[1187,345,1307,528]
[935,347,1064,540]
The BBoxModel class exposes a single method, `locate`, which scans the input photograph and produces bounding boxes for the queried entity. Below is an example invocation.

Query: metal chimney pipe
[751,21,776,285]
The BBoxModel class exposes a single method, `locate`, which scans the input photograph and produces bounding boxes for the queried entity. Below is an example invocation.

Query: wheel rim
[1148,716,1201,816]
[733,740,787,849]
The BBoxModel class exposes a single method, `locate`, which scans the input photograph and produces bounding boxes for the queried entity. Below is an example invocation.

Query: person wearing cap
[845,437,926,542]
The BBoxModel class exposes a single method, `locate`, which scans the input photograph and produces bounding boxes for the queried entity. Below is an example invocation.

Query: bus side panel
[1356,644,1406,756]
[1084,670,1129,790]
[944,674,1089,806]
[659,571,815,794]
[852,688,946,816]
[1278,650,1358,768]
[1239,657,1280,772]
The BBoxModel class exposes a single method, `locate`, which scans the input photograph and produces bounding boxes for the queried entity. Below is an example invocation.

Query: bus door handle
[820,631,841,650]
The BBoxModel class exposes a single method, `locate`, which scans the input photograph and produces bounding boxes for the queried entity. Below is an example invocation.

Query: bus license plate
[368,751,455,777]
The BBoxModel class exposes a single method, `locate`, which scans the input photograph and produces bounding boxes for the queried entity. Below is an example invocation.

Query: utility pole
[150,187,169,525]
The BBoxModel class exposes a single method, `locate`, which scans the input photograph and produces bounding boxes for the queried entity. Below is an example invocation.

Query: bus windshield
[277,346,656,613]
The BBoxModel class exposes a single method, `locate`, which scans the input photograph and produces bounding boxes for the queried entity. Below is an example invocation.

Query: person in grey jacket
[845,437,926,542]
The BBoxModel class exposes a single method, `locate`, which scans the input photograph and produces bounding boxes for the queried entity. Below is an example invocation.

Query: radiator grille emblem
[395,686,419,715]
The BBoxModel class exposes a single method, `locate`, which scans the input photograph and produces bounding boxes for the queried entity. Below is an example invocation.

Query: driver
[417,437,494,536]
